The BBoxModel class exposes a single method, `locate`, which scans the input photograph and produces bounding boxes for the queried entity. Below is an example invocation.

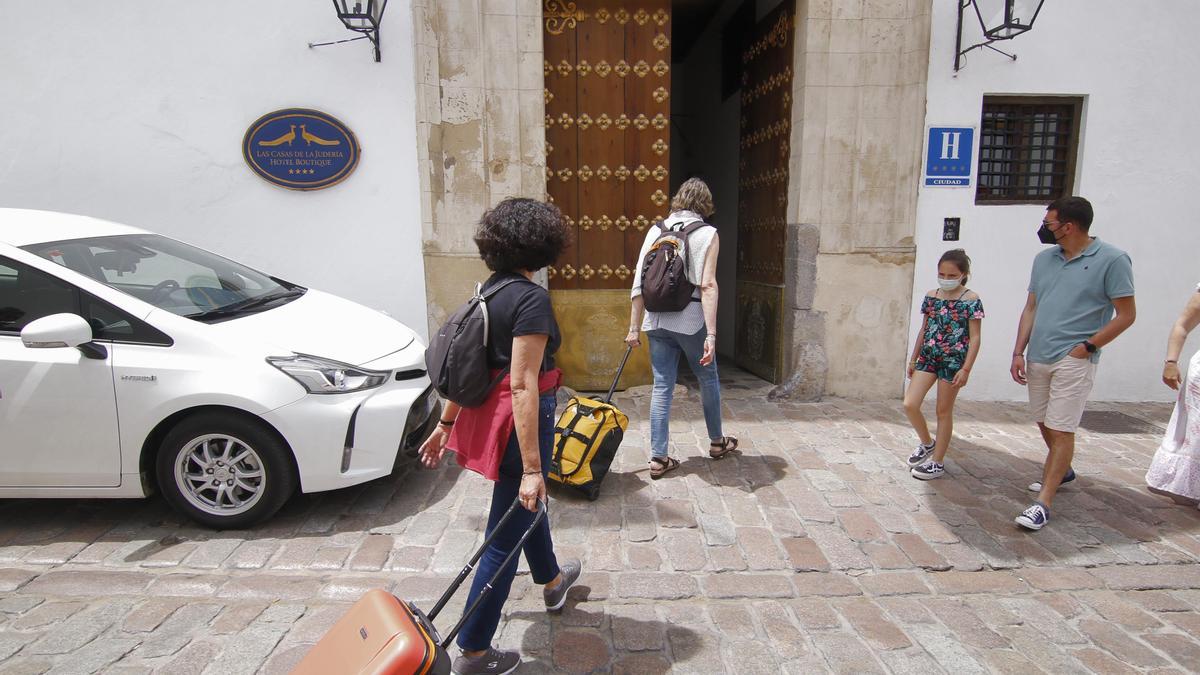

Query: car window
[22,234,302,321]
[81,293,172,346]
[0,256,82,333]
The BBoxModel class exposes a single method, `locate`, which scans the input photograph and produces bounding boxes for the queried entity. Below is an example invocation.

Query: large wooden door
[543,0,671,390]
[735,0,794,384]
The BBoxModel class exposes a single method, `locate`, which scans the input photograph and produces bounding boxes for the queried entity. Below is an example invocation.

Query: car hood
[206,289,417,367]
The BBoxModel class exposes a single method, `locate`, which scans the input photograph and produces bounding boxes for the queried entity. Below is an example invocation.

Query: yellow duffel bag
[548,347,633,501]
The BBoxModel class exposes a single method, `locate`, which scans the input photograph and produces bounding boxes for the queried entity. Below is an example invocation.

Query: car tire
[157,412,297,529]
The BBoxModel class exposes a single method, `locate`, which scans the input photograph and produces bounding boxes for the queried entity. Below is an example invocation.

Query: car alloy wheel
[174,433,267,517]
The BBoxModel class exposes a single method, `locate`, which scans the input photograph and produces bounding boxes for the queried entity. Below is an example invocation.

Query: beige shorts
[1027,355,1098,433]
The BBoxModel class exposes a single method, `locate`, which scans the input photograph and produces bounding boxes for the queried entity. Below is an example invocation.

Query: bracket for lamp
[955,0,1046,72]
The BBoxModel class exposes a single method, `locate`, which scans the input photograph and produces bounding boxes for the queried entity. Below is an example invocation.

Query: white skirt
[1146,349,1200,501]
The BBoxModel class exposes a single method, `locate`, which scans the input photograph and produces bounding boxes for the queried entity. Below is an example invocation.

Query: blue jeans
[456,393,560,652]
[647,327,723,459]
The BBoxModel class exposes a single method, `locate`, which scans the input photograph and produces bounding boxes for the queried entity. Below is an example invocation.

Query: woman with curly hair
[419,198,581,675]
[626,177,738,479]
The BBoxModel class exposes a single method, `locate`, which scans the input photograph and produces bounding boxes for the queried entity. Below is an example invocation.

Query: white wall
[0,2,428,338]
[912,0,1200,401]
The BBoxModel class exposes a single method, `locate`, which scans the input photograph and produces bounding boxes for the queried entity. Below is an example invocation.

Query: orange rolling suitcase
[292,498,547,675]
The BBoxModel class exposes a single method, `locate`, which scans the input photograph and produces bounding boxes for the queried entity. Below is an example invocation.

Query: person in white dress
[1146,282,1200,505]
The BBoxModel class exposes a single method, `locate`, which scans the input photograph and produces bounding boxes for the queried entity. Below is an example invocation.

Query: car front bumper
[263,374,439,494]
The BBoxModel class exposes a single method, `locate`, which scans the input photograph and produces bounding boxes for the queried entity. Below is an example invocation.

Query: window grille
[976,97,1082,204]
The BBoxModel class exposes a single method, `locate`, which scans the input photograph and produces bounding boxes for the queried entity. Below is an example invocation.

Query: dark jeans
[456,393,560,652]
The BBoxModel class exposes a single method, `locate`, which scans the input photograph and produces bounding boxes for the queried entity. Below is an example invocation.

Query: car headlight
[267,355,388,394]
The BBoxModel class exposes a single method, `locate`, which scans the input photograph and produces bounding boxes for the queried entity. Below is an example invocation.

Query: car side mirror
[21,313,107,359]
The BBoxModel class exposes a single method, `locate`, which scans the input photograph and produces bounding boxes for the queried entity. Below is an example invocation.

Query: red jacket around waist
[447,368,561,481]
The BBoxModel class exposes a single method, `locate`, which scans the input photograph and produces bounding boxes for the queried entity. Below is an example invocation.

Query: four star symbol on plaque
[287,169,318,175]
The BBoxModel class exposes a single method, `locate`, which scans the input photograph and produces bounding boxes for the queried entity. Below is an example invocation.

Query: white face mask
[938,277,962,292]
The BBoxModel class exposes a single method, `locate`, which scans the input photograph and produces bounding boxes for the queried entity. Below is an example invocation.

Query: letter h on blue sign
[925,127,973,179]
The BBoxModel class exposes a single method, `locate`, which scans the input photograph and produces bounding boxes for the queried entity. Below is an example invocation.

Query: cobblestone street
[1,374,1198,674]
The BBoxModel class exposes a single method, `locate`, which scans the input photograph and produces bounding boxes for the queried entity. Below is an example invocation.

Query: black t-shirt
[481,273,560,371]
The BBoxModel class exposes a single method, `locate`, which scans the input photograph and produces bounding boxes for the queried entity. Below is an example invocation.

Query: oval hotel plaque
[242,109,360,190]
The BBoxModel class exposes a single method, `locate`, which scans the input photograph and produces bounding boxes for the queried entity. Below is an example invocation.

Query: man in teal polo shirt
[1010,196,1136,531]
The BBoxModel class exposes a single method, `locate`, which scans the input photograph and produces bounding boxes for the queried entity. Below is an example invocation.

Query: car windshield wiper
[186,288,306,321]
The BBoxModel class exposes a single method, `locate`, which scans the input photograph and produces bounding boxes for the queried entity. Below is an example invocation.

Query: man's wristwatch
[1083,340,1097,354]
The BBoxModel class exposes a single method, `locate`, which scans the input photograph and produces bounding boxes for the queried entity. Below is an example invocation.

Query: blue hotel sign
[924,126,974,188]
[242,109,360,191]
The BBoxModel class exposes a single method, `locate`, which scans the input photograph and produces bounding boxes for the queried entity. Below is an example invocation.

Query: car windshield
[21,234,305,322]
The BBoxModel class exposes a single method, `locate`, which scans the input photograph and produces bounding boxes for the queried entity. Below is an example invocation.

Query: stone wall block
[809,0,834,20]
[520,164,549,199]
[863,19,907,53]
[440,49,484,89]
[483,15,519,89]
[413,4,439,48]
[830,19,864,53]
[824,87,860,155]
[484,90,520,169]
[797,151,825,224]
[516,0,542,16]
[518,89,547,164]
[860,85,901,120]
[518,52,544,91]
[832,0,866,21]
[482,0,516,15]
[821,153,854,194]
[437,8,483,52]
[828,53,862,87]
[769,310,829,401]
[864,0,909,19]
[805,18,832,54]
[517,14,542,51]
[859,52,903,87]
[787,224,821,311]
[440,87,485,126]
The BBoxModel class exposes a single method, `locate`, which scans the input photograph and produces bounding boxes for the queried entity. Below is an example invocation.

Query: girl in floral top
[903,249,985,480]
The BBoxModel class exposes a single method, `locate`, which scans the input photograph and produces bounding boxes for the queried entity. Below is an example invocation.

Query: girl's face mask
[938,277,962,292]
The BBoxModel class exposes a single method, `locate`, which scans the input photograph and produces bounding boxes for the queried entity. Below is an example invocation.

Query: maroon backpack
[639,220,712,312]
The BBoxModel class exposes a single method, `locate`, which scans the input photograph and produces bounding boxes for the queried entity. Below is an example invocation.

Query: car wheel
[157,412,297,529]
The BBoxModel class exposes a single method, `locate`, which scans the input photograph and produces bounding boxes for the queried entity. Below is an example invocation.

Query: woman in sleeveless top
[626,178,738,479]
[1146,282,1200,506]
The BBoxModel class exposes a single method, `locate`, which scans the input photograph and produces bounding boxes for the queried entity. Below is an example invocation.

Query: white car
[0,209,439,528]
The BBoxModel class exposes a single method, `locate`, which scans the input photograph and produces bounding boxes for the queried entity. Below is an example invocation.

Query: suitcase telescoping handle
[603,345,634,404]
[428,497,549,649]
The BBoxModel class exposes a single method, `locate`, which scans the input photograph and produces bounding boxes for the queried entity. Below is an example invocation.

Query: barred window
[976,96,1083,204]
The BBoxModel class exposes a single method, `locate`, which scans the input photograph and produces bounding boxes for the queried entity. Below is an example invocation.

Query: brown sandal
[649,456,680,479]
[709,436,740,459]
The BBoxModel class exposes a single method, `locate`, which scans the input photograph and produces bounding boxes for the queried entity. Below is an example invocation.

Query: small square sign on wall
[924,126,974,188]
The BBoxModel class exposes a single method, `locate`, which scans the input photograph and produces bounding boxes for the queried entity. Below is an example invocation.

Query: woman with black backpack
[626,177,738,480]
[419,198,581,675]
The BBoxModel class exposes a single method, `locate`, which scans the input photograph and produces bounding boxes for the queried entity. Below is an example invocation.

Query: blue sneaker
[1028,467,1076,493]
[911,460,945,481]
[1015,502,1049,531]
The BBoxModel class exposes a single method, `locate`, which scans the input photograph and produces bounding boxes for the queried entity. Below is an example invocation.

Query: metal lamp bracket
[955,0,1046,72]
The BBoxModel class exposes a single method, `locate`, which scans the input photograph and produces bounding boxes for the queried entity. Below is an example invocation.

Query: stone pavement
[2,372,1199,674]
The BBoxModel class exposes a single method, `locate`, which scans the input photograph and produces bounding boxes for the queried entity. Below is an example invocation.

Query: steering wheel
[147,279,181,305]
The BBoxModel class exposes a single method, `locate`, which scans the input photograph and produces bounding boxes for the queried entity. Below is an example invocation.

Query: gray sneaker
[907,441,935,467]
[544,558,582,612]
[452,647,520,675]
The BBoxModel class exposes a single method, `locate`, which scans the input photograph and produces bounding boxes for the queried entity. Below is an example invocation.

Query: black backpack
[425,277,536,408]
[639,220,712,312]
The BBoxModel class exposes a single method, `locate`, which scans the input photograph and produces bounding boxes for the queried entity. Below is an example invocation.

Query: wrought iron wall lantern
[955,0,1046,71]
[310,0,389,62]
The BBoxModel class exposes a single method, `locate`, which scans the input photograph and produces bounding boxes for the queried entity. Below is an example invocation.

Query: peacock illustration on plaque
[242,109,360,191]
